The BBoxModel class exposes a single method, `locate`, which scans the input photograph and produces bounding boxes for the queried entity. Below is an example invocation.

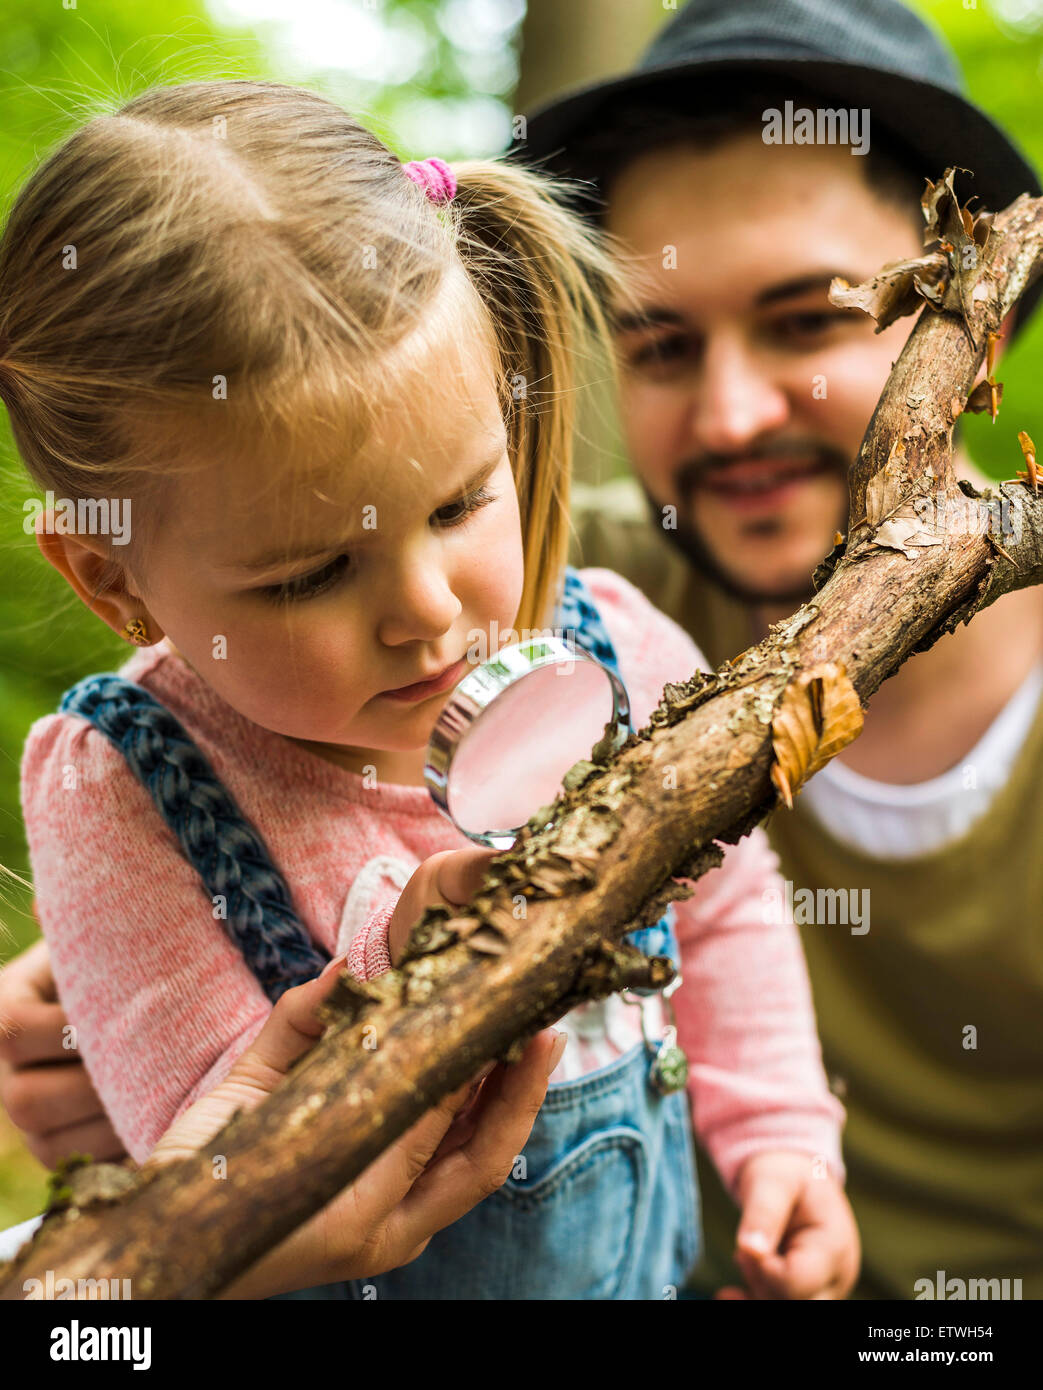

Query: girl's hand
[145,954,565,1298]
[0,932,127,1167]
[716,1150,861,1300]
[388,848,501,965]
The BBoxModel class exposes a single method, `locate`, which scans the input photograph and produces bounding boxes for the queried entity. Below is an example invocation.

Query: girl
[1,79,855,1299]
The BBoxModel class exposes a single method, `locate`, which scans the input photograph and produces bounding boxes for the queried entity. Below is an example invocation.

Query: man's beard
[636,449,849,608]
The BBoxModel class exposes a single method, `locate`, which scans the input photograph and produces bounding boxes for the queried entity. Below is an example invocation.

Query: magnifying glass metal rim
[424,634,632,849]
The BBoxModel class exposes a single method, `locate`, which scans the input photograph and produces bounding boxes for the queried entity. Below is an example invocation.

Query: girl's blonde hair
[0,79,625,633]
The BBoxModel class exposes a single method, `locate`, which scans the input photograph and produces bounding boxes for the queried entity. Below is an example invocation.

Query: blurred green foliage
[0,0,270,1228]
[908,0,1043,476]
[0,1,270,953]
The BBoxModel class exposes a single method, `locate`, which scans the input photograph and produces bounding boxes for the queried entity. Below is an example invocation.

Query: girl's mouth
[378,657,469,703]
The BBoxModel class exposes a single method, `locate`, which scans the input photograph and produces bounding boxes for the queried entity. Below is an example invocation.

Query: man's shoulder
[570,474,659,545]
[571,474,650,523]
[568,475,685,594]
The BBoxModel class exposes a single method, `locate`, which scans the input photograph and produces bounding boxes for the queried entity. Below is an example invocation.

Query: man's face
[606,131,924,606]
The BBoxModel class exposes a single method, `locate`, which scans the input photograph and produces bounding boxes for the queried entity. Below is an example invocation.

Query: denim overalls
[60,565,701,1300]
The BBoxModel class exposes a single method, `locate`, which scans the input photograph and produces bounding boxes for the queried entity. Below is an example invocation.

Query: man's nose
[685,333,790,456]
[377,550,463,648]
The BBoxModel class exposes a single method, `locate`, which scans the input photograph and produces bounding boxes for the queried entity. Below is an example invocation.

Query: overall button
[650,1026,690,1095]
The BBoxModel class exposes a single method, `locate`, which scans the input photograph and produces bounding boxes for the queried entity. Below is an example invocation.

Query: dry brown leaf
[831,170,990,338]
[965,379,1003,415]
[864,441,906,525]
[770,663,864,809]
[920,167,988,319]
[973,211,994,247]
[871,515,944,559]
[922,168,965,240]
[829,253,947,331]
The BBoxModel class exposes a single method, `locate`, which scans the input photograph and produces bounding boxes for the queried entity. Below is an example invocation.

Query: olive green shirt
[568,475,1043,1300]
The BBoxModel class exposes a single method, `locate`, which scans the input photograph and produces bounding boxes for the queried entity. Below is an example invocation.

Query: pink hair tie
[403,157,457,204]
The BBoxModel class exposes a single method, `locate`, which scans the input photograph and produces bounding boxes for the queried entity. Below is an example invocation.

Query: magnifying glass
[424,637,631,850]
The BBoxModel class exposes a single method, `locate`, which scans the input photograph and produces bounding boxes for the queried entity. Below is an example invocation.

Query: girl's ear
[34,516,164,645]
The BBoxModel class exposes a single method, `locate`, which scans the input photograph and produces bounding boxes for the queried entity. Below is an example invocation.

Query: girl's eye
[433,484,497,528]
[262,553,351,604]
[258,486,497,604]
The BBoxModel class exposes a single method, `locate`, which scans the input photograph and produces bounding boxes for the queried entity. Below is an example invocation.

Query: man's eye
[769,311,852,342]
[433,484,497,528]
[262,553,351,604]
[626,334,694,371]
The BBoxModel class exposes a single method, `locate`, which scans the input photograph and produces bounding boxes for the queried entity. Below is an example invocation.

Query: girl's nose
[685,333,790,457]
[376,554,463,647]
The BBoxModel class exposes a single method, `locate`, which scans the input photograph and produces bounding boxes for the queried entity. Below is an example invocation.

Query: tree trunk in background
[514,0,665,114]
[515,2,670,488]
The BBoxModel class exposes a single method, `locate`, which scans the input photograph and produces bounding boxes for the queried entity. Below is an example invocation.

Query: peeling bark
[3,174,1043,1301]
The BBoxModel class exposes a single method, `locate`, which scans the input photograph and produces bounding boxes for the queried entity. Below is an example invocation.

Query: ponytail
[449,160,629,634]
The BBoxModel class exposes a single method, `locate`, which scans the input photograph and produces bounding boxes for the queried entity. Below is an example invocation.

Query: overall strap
[553,567,678,972]
[554,567,623,677]
[59,674,329,1001]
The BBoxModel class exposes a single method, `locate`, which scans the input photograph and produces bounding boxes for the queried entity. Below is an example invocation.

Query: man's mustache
[676,444,850,504]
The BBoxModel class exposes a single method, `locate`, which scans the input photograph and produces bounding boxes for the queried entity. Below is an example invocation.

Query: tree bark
[3,176,1043,1301]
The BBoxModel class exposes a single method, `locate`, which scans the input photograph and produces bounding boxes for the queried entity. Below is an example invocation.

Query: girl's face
[129,293,525,781]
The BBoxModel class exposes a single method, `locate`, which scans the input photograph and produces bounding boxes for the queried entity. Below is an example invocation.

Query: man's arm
[0,935,125,1167]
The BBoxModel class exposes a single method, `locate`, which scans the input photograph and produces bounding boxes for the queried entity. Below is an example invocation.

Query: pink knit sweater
[20,567,844,1189]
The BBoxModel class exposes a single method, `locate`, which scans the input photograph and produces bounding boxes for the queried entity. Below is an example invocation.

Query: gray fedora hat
[514,0,1043,333]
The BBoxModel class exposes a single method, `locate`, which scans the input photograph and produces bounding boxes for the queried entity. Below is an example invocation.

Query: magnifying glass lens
[425,639,630,850]
[449,658,614,836]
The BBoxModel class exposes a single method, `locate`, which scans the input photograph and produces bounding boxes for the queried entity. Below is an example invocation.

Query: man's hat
[515,0,1043,332]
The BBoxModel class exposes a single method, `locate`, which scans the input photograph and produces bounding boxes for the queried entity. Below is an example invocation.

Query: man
[517,0,1043,1299]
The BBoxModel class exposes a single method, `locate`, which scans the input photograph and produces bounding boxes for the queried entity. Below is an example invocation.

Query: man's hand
[0,934,126,1167]
[388,848,501,965]
[715,1149,860,1300]
[147,953,566,1297]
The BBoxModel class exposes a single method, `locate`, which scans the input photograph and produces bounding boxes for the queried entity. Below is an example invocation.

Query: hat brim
[515,55,1043,337]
